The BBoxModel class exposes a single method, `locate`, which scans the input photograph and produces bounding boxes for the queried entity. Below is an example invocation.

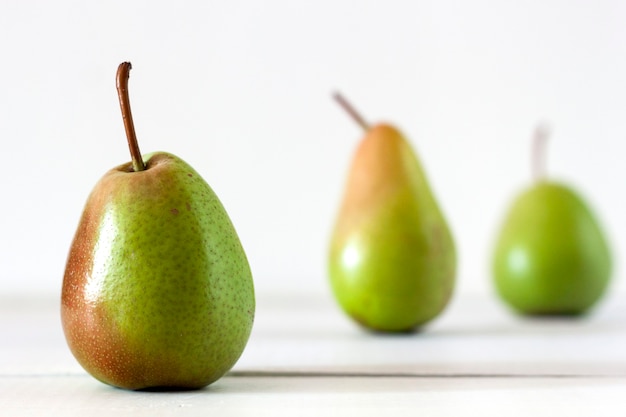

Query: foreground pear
[329,94,456,332]
[61,63,255,390]
[493,126,611,315]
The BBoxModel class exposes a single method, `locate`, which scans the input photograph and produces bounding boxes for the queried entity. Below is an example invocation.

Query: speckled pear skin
[493,182,611,315]
[329,124,456,332]
[61,152,255,390]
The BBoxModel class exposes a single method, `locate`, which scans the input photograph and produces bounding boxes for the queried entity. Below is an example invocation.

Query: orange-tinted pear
[329,93,456,332]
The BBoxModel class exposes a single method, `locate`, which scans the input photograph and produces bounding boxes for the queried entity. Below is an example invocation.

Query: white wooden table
[1,290,625,416]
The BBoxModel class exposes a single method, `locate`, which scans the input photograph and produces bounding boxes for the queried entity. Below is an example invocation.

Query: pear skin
[493,182,611,315]
[329,122,456,332]
[62,153,255,390]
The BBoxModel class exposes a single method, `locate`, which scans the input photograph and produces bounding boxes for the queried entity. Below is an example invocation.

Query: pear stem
[333,92,370,131]
[532,123,551,181]
[116,62,145,172]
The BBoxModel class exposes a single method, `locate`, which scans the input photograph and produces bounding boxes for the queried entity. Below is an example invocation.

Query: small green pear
[61,63,255,390]
[328,93,456,332]
[492,126,611,315]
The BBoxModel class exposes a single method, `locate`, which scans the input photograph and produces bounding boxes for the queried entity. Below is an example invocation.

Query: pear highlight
[328,93,456,332]
[492,126,611,315]
[61,63,255,390]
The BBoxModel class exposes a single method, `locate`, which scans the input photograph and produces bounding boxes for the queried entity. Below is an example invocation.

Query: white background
[1,0,624,301]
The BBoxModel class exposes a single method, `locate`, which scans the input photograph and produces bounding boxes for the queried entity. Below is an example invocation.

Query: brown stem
[532,123,551,181]
[116,62,145,172]
[333,92,370,131]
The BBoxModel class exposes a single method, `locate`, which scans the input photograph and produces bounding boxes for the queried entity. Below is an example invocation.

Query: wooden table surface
[1,290,625,416]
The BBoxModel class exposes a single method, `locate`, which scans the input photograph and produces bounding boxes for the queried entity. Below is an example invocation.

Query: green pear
[492,126,611,315]
[61,63,255,390]
[328,93,456,332]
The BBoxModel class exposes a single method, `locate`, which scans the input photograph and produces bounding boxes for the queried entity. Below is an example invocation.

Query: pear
[492,125,611,315]
[328,93,456,332]
[61,63,255,390]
